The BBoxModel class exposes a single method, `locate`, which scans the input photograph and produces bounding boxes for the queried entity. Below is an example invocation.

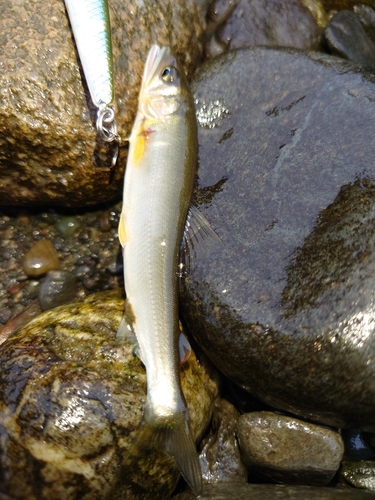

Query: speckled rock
[237,412,344,485]
[199,398,247,484]
[0,0,204,207]
[180,47,375,431]
[0,291,220,499]
[174,483,375,499]
[340,461,375,492]
[325,10,375,69]
[205,0,322,58]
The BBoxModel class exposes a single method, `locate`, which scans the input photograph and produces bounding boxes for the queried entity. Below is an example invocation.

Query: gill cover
[139,45,183,120]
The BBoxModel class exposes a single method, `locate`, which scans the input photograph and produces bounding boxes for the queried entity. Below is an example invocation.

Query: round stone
[181,47,375,431]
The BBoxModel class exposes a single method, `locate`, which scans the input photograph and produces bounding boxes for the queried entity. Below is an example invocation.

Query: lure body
[64,0,119,142]
[118,45,201,495]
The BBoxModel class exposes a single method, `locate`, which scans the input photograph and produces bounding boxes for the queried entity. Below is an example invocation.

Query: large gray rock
[0,291,220,499]
[181,47,375,431]
[0,0,204,206]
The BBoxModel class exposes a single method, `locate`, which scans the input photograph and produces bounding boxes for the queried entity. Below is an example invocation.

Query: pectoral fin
[180,205,221,275]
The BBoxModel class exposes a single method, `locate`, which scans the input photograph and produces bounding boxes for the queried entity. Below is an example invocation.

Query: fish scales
[118,45,201,494]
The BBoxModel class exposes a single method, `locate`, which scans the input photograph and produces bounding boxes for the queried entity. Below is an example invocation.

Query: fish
[117,45,202,495]
[63,0,120,145]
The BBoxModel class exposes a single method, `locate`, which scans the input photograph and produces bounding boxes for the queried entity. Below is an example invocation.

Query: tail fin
[139,407,202,496]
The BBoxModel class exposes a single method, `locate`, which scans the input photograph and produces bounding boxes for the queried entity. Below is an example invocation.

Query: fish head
[138,45,189,120]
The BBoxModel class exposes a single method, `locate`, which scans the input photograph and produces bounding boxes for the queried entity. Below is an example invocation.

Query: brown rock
[0,0,204,207]
[0,291,220,499]
[23,239,59,277]
[237,412,344,485]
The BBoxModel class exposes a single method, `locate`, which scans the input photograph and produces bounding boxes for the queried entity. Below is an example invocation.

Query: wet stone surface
[174,482,375,499]
[205,0,322,58]
[199,398,247,484]
[180,47,375,431]
[324,10,375,69]
[0,0,204,207]
[237,411,344,485]
[0,291,220,500]
[340,461,375,492]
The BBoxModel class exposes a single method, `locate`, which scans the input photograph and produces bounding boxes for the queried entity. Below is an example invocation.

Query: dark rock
[0,291,220,499]
[342,430,375,462]
[38,270,77,311]
[340,461,375,492]
[174,482,375,499]
[206,0,322,58]
[353,5,375,44]
[325,10,375,69]
[199,399,248,483]
[237,411,344,485]
[0,0,204,207]
[181,47,375,430]
[321,0,375,11]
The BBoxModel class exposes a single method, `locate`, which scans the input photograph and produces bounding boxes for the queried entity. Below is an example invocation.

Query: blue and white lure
[64,0,120,161]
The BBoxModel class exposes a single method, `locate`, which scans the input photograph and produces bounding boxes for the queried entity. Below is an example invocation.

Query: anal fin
[116,300,145,363]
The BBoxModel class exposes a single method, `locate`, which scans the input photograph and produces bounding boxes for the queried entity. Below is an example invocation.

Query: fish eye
[161,66,179,83]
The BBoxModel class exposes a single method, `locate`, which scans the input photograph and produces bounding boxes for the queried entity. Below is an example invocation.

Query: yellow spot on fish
[132,132,145,163]
[118,211,129,247]
[131,120,154,164]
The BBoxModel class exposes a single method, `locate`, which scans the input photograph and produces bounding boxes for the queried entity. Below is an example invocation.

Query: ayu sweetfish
[117,45,202,495]
[64,0,119,143]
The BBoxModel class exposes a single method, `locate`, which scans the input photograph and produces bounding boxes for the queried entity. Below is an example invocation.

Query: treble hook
[96,104,121,168]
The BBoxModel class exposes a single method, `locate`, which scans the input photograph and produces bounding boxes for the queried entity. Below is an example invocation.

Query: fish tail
[139,405,202,496]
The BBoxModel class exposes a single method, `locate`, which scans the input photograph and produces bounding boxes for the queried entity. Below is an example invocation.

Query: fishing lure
[64,0,120,155]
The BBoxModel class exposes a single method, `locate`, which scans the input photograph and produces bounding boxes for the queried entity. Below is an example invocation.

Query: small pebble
[23,239,59,278]
[55,216,81,238]
[39,270,77,311]
[99,210,112,232]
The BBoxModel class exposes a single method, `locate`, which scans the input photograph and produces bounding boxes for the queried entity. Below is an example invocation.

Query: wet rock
[199,399,248,484]
[325,10,375,69]
[174,482,375,499]
[206,0,322,58]
[340,461,375,491]
[354,6,375,44]
[23,239,59,277]
[321,1,375,12]
[342,430,375,462]
[0,291,220,499]
[300,0,329,29]
[55,216,82,238]
[181,47,375,431]
[237,411,344,485]
[38,270,77,311]
[0,0,204,207]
